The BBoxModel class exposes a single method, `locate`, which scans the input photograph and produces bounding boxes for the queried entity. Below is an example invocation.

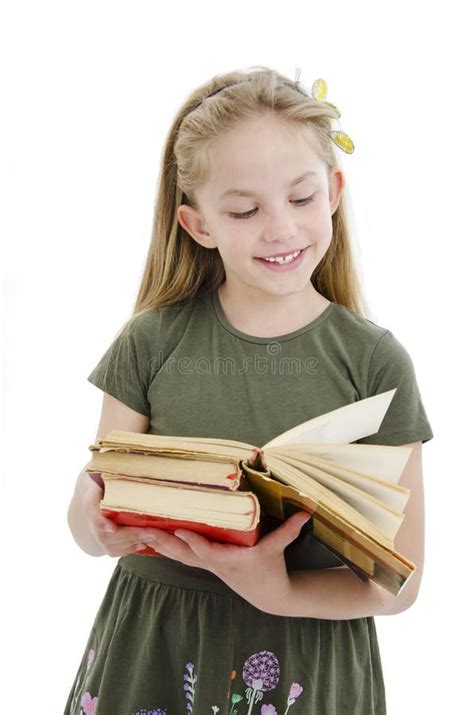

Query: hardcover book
[86,388,414,596]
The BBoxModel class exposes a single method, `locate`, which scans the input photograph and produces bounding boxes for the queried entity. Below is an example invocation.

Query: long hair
[132,65,368,319]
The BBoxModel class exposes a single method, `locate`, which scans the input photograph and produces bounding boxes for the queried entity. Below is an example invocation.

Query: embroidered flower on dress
[183,661,197,713]
[284,681,304,713]
[80,691,98,715]
[288,683,302,699]
[243,650,280,692]
[242,651,280,713]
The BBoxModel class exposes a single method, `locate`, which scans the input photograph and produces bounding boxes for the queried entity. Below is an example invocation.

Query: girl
[65,66,433,715]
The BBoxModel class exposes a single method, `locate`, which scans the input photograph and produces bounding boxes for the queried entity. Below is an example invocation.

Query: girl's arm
[67,463,107,556]
[67,393,150,556]
[132,444,425,619]
[284,442,425,619]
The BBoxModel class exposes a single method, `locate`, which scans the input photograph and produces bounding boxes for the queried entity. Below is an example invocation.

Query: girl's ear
[176,204,217,249]
[328,167,345,215]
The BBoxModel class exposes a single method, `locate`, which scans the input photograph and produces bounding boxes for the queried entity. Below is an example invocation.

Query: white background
[1,1,472,712]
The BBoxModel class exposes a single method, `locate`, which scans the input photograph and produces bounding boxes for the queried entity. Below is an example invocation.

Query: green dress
[64,288,434,715]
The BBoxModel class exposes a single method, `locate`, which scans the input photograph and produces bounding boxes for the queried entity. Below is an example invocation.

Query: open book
[86,388,415,597]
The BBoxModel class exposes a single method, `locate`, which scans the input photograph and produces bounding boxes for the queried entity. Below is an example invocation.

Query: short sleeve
[357,330,434,446]
[87,314,152,418]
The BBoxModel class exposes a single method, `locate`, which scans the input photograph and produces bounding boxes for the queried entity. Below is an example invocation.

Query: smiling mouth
[256,247,307,263]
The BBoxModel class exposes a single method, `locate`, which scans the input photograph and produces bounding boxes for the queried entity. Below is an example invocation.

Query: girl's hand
[82,473,158,558]
[143,511,311,615]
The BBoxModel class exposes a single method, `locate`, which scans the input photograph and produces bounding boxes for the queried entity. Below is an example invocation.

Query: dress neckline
[210,288,336,344]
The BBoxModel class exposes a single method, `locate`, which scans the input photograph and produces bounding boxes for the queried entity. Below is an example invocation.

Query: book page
[263,389,397,447]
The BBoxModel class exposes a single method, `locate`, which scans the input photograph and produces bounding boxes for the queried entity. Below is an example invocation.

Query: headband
[190,70,354,154]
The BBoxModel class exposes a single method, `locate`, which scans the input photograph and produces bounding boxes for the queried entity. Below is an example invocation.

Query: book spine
[240,458,272,478]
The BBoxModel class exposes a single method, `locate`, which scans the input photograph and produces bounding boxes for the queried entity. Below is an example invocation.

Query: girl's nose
[262,208,298,243]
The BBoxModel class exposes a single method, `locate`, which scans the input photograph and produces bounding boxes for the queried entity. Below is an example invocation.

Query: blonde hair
[133,65,368,319]
[97,66,371,396]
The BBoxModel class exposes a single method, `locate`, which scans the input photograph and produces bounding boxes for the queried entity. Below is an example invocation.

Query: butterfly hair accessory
[189,70,355,155]
[294,68,355,154]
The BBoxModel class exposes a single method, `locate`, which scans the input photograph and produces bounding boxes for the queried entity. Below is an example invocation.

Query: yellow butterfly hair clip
[311,78,355,154]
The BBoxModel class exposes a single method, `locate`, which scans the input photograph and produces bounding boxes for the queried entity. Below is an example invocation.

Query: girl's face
[177,114,344,300]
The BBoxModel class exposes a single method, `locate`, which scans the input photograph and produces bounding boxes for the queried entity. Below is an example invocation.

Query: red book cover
[100,507,262,556]
[92,454,270,557]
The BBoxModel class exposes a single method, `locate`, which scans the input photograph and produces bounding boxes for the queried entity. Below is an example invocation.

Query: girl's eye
[228,193,316,220]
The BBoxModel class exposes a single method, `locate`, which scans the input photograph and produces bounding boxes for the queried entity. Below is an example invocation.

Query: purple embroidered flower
[183,662,197,713]
[288,683,303,700]
[80,691,98,715]
[131,709,168,715]
[261,705,278,714]
[243,651,280,713]
[243,651,280,692]
[283,681,304,713]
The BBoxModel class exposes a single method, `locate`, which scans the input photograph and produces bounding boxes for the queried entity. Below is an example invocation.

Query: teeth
[262,249,302,264]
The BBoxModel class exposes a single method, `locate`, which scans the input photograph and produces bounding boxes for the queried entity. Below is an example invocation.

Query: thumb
[288,511,312,534]
[260,511,312,553]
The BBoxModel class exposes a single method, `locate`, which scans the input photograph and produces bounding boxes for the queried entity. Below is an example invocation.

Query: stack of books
[86,389,415,596]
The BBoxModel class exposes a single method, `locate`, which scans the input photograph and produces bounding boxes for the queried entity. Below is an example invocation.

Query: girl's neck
[216,282,331,338]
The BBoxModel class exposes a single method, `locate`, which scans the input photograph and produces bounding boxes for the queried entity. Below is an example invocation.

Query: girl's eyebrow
[218,170,320,199]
